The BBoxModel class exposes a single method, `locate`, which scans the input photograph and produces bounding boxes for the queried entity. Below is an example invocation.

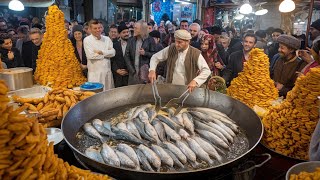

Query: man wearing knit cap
[273,34,306,97]
[110,24,130,87]
[149,30,163,52]
[148,29,211,92]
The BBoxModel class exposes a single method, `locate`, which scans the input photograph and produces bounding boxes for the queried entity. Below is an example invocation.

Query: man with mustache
[273,35,306,97]
[111,24,130,87]
[148,29,211,92]
[222,33,257,85]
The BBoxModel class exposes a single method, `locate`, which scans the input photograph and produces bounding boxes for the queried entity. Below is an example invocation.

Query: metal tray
[8,85,51,98]
[286,161,320,180]
[260,142,306,161]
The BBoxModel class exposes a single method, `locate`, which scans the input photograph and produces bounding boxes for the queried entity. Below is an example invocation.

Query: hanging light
[279,0,295,13]
[8,0,24,11]
[240,0,252,14]
[255,6,268,16]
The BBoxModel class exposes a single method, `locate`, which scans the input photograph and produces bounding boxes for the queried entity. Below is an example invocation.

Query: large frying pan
[62,84,263,180]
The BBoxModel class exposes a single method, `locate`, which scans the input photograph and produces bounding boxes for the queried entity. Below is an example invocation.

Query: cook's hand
[148,70,156,83]
[8,51,14,60]
[276,83,284,90]
[214,62,224,70]
[187,80,198,92]
[139,48,145,55]
[94,50,103,55]
[296,50,312,63]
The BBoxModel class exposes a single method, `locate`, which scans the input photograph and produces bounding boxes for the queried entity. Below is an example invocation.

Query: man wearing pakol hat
[273,34,307,97]
[110,24,130,87]
[148,29,211,92]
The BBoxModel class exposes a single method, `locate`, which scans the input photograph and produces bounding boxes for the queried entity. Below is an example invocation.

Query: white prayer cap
[174,29,192,40]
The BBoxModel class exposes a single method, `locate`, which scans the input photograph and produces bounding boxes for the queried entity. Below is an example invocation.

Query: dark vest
[166,44,201,84]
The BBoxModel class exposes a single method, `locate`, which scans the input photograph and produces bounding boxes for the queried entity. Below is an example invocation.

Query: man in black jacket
[267,28,283,61]
[0,33,23,68]
[223,33,257,85]
[111,24,130,87]
[29,28,43,72]
[124,20,156,85]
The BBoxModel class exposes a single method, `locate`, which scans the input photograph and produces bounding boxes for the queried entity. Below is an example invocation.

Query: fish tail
[99,136,108,143]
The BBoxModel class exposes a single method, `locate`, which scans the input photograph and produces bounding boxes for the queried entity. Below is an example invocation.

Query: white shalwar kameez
[84,34,115,90]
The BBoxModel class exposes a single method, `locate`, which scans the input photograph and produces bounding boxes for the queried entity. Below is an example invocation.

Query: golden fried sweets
[262,67,320,160]
[290,167,320,180]
[227,48,278,108]
[34,5,86,88]
[0,80,109,180]
[12,88,95,128]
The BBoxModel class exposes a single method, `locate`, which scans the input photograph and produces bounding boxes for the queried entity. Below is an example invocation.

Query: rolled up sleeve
[193,54,211,86]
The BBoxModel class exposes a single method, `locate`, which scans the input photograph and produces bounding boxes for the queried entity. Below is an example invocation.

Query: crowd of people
[0,13,320,95]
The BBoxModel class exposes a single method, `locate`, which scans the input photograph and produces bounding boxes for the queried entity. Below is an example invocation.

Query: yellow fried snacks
[0,80,109,179]
[227,48,278,108]
[290,167,320,180]
[262,67,320,160]
[12,88,95,127]
[34,5,86,88]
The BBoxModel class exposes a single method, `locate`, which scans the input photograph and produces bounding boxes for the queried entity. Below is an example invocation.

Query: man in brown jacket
[273,35,307,97]
[148,29,211,92]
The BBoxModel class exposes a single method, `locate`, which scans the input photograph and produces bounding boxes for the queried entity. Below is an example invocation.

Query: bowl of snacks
[45,128,64,145]
[286,161,320,180]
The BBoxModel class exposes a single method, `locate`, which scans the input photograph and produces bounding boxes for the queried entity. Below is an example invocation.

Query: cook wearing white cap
[148,29,211,92]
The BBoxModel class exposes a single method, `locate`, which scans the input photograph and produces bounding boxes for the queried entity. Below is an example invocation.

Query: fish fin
[166,135,171,142]
[189,161,201,169]
[143,141,152,147]
[102,121,112,130]
[157,142,166,147]
[100,137,108,143]
[167,166,176,172]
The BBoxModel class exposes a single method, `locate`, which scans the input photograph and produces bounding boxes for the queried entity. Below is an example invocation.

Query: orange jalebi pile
[227,48,278,108]
[262,67,320,160]
[34,5,86,88]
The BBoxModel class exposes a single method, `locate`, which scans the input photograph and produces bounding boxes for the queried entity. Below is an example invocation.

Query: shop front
[151,0,197,25]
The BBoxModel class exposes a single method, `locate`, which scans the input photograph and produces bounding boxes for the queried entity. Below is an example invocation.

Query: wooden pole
[306,0,315,48]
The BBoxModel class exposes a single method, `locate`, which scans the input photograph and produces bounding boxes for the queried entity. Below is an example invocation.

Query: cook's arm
[102,37,115,58]
[149,46,169,71]
[193,54,211,86]
[83,38,105,60]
